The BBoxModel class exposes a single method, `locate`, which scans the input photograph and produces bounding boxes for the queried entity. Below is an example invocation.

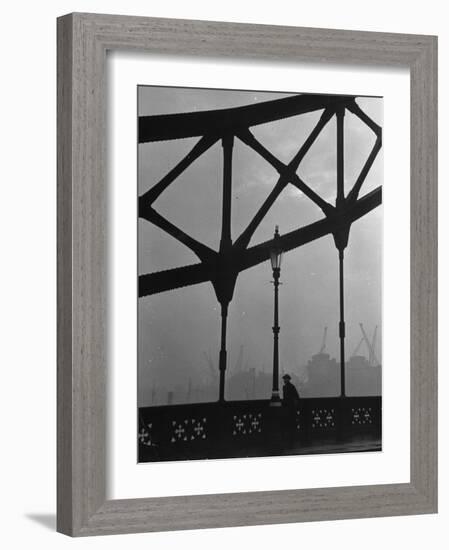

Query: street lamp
[269,225,283,407]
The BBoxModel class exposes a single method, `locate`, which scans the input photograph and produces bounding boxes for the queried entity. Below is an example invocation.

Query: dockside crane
[359,323,380,367]
[318,326,328,354]
[371,326,378,363]
[351,337,365,357]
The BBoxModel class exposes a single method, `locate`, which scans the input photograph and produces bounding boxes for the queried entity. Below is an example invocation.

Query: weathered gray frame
[57,12,438,537]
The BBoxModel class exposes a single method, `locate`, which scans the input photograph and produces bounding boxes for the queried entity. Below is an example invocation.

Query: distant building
[302,352,381,397]
[303,352,340,397]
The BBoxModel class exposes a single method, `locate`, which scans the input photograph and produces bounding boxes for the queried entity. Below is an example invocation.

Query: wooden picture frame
[57,12,437,536]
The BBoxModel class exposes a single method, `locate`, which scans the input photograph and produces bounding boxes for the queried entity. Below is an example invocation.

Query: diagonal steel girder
[139,185,381,298]
[139,93,354,143]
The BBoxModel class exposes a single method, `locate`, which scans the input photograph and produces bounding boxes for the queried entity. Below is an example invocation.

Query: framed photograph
[137,85,383,464]
[57,12,437,536]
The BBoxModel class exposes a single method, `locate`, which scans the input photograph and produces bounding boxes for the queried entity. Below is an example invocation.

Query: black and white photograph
[0,0,441,544]
[137,85,383,463]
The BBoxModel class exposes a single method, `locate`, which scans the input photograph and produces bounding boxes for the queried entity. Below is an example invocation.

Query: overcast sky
[137,86,383,405]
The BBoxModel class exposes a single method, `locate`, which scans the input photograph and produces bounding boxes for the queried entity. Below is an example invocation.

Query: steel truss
[138,93,382,400]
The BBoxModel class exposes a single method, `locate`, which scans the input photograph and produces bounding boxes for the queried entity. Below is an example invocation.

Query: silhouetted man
[282,374,300,444]
[282,374,300,407]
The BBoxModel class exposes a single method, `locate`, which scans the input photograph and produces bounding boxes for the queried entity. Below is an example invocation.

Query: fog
[137,86,382,406]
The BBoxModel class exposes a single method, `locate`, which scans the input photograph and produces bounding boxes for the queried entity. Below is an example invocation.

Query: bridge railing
[138,396,381,462]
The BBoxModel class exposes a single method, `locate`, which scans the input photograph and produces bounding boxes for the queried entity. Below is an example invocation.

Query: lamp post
[336,105,347,398]
[269,226,283,407]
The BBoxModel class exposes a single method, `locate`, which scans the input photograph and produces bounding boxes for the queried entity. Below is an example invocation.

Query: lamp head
[270,225,283,270]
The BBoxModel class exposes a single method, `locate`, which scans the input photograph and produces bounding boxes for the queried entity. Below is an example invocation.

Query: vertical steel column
[220,135,234,251]
[218,134,234,402]
[336,107,346,398]
[338,249,346,397]
[271,267,281,405]
[218,303,228,403]
[336,107,345,209]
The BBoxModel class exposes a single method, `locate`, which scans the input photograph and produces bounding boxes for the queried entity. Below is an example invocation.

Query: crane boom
[352,337,365,357]
[359,323,380,366]
[359,323,372,362]
[319,326,328,354]
[370,325,380,366]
